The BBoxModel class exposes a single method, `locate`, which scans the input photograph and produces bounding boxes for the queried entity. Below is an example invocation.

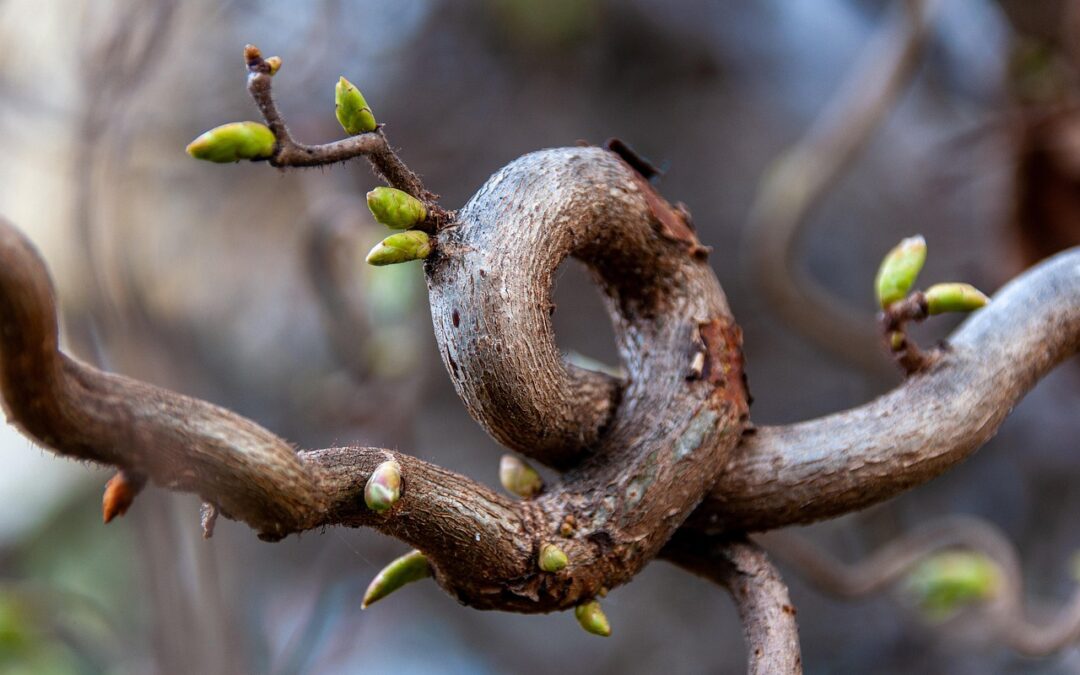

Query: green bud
[335,76,377,135]
[186,122,276,163]
[539,543,568,572]
[366,231,432,266]
[362,550,432,609]
[265,56,282,75]
[364,460,402,512]
[875,235,927,308]
[367,187,427,230]
[924,283,989,315]
[498,454,543,499]
[905,551,1001,618]
[574,600,611,637]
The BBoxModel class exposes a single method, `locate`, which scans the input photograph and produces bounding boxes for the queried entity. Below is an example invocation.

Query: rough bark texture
[665,534,802,674]
[2,143,1080,664]
[424,147,749,608]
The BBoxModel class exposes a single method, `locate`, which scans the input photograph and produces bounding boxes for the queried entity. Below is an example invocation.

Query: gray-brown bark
[1,143,1079,661]
[665,534,802,674]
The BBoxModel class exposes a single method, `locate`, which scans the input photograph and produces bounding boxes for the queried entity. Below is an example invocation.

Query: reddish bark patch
[604,148,709,259]
[699,318,752,414]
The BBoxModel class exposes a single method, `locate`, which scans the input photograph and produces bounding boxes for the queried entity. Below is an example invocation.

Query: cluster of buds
[875,235,990,315]
[184,57,433,266]
[364,187,431,266]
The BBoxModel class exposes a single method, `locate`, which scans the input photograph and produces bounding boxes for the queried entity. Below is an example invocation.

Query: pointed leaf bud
[364,460,402,512]
[574,600,611,637]
[905,551,1001,618]
[366,231,432,266]
[335,76,376,135]
[539,543,569,572]
[498,454,543,499]
[924,283,989,315]
[102,471,145,524]
[367,187,427,230]
[265,56,282,75]
[362,550,432,608]
[875,235,927,308]
[186,121,275,163]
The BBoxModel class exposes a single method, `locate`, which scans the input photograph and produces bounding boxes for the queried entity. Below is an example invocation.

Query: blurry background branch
[763,515,1080,657]
[743,0,935,376]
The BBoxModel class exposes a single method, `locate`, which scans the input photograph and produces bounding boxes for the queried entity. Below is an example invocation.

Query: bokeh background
[0,0,1079,672]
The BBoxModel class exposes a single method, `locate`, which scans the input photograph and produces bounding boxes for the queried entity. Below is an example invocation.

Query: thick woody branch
[243,45,450,231]
[664,534,802,675]
[0,216,530,593]
[426,147,750,606]
[427,150,1080,540]
[694,245,1080,533]
[2,145,1080,626]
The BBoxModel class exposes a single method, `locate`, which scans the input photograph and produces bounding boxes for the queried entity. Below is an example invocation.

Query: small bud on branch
[498,454,543,499]
[875,235,927,308]
[264,56,282,75]
[538,543,569,572]
[364,460,402,512]
[924,283,990,315]
[335,76,377,135]
[362,550,433,609]
[102,471,145,523]
[574,600,611,637]
[186,122,276,163]
[366,231,432,266]
[367,187,427,230]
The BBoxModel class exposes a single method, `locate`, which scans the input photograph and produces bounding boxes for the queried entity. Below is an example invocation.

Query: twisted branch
[2,140,1080,666]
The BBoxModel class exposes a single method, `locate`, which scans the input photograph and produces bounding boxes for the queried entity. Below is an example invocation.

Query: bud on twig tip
[265,56,282,75]
[498,454,544,499]
[364,460,402,512]
[539,543,569,572]
[244,44,261,63]
[367,187,427,230]
[924,283,989,315]
[335,76,377,135]
[366,231,432,266]
[574,600,611,637]
[875,235,927,309]
[362,550,432,609]
[186,121,275,163]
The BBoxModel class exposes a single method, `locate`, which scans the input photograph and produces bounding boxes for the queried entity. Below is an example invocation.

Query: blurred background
[0,0,1078,672]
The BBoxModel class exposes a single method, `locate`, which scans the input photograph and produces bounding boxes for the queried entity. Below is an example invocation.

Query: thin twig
[879,290,936,374]
[242,44,451,232]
